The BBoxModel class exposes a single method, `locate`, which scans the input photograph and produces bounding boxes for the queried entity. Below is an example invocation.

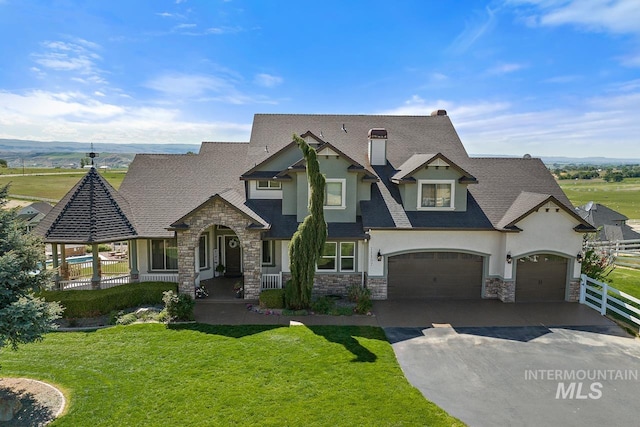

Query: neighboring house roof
[118,142,250,238]
[34,168,137,244]
[18,202,53,216]
[576,202,640,241]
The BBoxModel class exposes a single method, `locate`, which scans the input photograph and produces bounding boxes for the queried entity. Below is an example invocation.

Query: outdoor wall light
[377,250,382,262]
[506,254,512,264]
[577,253,583,263]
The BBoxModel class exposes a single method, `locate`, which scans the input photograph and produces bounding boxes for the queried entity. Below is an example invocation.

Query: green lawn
[0,324,462,426]
[606,267,640,299]
[0,171,125,201]
[558,177,640,220]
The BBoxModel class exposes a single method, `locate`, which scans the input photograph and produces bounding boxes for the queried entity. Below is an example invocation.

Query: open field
[606,267,640,299]
[558,177,640,220]
[0,324,462,426]
[0,171,125,201]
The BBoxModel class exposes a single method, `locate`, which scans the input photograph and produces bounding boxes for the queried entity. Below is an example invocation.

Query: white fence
[588,238,640,255]
[261,272,283,289]
[58,274,132,290]
[580,274,640,331]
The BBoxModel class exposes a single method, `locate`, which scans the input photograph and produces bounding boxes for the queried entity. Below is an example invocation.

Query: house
[576,202,640,242]
[17,202,52,232]
[35,112,595,302]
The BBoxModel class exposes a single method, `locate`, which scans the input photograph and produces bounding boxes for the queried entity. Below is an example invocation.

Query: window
[257,180,281,189]
[417,180,455,210]
[324,179,346,209]
[317,242,337,271]
[151,238,178,270]
[317,241,356,272]
[262,240,275,265]
[199,233,209,269]
[340,242,355,272]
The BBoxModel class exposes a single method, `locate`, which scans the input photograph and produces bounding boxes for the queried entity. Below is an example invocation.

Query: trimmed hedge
[38,282,178,318]
[259,289,285,309]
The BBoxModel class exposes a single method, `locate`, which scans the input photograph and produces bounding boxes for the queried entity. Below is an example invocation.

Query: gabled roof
[118,142,250,238]
[576,203,640,241]
[390,153,477,184]
[169,190,269,230]
[34,168,137,243]
[496,191,594,232]
[287,141,378,181]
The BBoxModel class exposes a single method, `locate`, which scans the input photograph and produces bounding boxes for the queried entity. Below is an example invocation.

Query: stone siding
[366,276,387,300]
[567,278,581,302]
[281,273,364,298]
[483,277,502,299]
[177,197,262,299]
[499,280,516,303]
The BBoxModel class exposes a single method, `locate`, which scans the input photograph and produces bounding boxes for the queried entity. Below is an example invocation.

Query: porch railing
[261,272,283,289]
[580,274,640,331]
[139,273,179,283]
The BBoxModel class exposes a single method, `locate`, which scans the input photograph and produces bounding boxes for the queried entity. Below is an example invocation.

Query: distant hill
[0,138,201,168]
[2,138,639,169]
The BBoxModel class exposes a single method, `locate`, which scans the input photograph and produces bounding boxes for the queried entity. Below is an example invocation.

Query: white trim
[317,242,338,272]
[324,178,346,210]
[340,242,356,272]
[417,179,455,211]
[256,180,281,189]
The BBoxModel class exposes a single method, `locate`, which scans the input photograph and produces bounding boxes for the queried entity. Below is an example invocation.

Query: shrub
[311,296,335,314]
[85,243,112,253]
[116,313,138,325]
[38,282,177,318]
[162,291,195,322]
[347,285,372,314]
[259,289,285,309]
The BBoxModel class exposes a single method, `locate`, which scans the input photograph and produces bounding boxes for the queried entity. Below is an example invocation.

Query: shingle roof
[34,168,137,243]
[576,203,640,240]
[118,143,250,238]
[391,153,477,184]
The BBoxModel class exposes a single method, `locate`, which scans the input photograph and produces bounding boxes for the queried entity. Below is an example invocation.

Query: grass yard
[0,171,125,201]
[0,324,462,427]
[558,177,640,220]
[606,267,640,299]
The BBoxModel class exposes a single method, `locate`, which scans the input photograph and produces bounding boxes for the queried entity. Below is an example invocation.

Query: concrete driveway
[386,320,640,426]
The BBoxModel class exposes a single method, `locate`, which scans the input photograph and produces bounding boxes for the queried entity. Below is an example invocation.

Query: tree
[0,184,62,353]
[581,231,615,282]
[0,159,7,168]
[285,135,327,309]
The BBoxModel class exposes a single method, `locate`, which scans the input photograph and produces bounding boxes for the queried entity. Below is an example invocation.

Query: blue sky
[1,0,639,158]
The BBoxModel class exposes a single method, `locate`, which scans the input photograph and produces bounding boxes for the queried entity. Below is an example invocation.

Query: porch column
[51,243,60,289]
[177,230,197,298]
[129,239,139,282]
[91,243,101,290]
[59,243,69,280]
[242,234,263,299]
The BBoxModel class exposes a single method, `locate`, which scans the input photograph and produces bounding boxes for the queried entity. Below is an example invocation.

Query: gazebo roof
[34,168,137,244]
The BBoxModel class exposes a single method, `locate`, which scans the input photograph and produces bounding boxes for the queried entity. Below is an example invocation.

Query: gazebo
[34,166,139,289]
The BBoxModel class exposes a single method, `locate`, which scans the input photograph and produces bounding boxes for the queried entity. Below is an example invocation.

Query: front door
[225,236,242,277]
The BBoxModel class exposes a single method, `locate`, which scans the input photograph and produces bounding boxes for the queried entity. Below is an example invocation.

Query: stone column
[241,235,263,299]
[129,239,139,282]
[177,230,196,298]
[91,243,101,290]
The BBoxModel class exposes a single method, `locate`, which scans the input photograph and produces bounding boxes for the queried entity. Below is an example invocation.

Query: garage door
[387,252,484,299]
[515,254,568,302]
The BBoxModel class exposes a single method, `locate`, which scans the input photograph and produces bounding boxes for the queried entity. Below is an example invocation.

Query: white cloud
[254,73,283,88]
[450,7,497,53]
[542,75,581,83]
[382,93,640,157]
[487,63,527,74]
[511,0,640,35]
[31,38,106,85]
[156,12,174,18]
[0,89,251,143]
[144,73,233,98]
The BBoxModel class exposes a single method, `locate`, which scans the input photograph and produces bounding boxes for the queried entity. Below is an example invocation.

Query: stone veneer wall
[177,198,263,299]
[567,278,580,302]
[498,280,516,303]
[366,276,387,300]
[281,273,364,298]
[483,277,502,299]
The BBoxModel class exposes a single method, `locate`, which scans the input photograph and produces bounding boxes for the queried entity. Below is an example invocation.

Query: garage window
[417,180,455,210]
